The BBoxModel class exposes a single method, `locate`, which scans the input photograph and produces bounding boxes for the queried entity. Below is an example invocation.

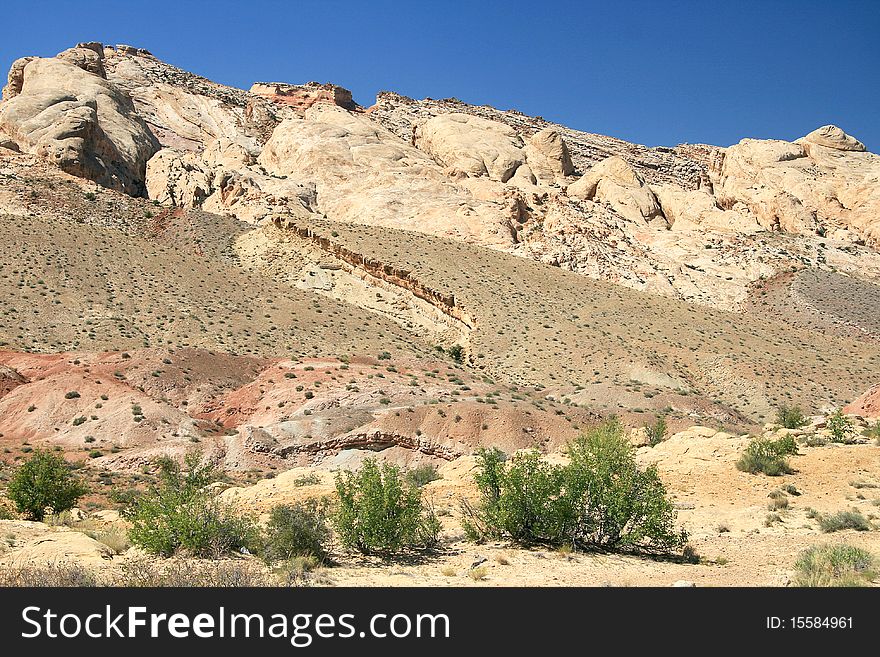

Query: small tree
[463,419,688,555]
[7,450,88,521]
[332,460,440,556]
[776,405,807,430]
[644,415,668,446]
[262,500,331,564]
[127,453,258,557]
[826,410,855,444]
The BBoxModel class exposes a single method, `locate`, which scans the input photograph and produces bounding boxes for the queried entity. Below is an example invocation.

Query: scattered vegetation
[406,464,441,488]
[776,405,807,430]
[818,510,871,533]
[826,410,856,444]
[644,414,667,446]
[261,500,330,564]
[461,418,688,555]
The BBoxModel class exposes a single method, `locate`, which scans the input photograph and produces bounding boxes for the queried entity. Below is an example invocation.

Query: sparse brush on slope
[776,405,807,430]
[261,500,331,564]
[462,418,688,556]
[826,410,856,444]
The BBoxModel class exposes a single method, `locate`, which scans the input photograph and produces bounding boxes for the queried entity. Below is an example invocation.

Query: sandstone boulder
[653,184,760,233]
[522,127,574,185]
[0,57,160,195]
[712,129,880,241]
[259,105,520,246]
[146,139,317,223]
[56,44,106,78]
[801,124,866,152]
[413,112,528,183]
[567,156,664,223]
[2,57,35,101]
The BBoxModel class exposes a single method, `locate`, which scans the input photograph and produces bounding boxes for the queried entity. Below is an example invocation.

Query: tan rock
[567,156,664,224]
[653,184,760,233]
[522,127,574,185]
[145,140,317,223]
[258,105,520,246]
[801,124,866,152]
[414,112,527,183]
[56,45,106,78]
[2,56,35,101]
[0,57,159,195]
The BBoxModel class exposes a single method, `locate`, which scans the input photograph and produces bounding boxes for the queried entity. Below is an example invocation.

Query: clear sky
[2,0,878,149]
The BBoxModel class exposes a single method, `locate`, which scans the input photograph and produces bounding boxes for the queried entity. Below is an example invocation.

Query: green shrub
[406,464,441,488]
[644,415,668,446]
[826,410,856,444]
[819,510,870,533]
[736,436,796,476]
[64,391,80,399]
[126,453,258,557]
[462,418,688,555]
[332,459,440,556]
[446,344,465,363]
[262,500,330,564]
[7,450,89,521]
[776,405,807,429]
[795,544,876,587]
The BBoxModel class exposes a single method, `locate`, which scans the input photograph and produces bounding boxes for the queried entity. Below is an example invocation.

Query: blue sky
[3,0,878,149]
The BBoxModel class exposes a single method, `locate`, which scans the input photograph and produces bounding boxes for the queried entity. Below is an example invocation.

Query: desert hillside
[0,42,878,587]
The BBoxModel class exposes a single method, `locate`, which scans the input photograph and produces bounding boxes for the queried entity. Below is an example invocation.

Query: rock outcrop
[3,42,880,311]
[0,51,159,195]
[567,156,664,224]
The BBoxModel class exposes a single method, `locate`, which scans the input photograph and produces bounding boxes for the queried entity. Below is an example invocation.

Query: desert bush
[446,344,465,363]
[0,562,98,587]
[406,463,441,487]
[826,410,855,444]
[644,415,667,446]
[332,459,441,556]
[126,453,259,557]
[262,500,330,564]
[117,557,277,587]
[819,510,870,533]
[7,450,89,521]
[795,544,876,587]
[736,437,796,476]
[0,498,15,520]
[776,405,807,429]
[462,418,688,555]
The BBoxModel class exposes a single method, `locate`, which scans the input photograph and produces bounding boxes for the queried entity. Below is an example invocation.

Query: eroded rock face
[145,138,316,223]
[523,127,574,185]
[567,156,664,224]
[259,105,521,246]
[414,112,529,183]
[0,57,160,195]
[713,127,880,242]
[802,124,866,152]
